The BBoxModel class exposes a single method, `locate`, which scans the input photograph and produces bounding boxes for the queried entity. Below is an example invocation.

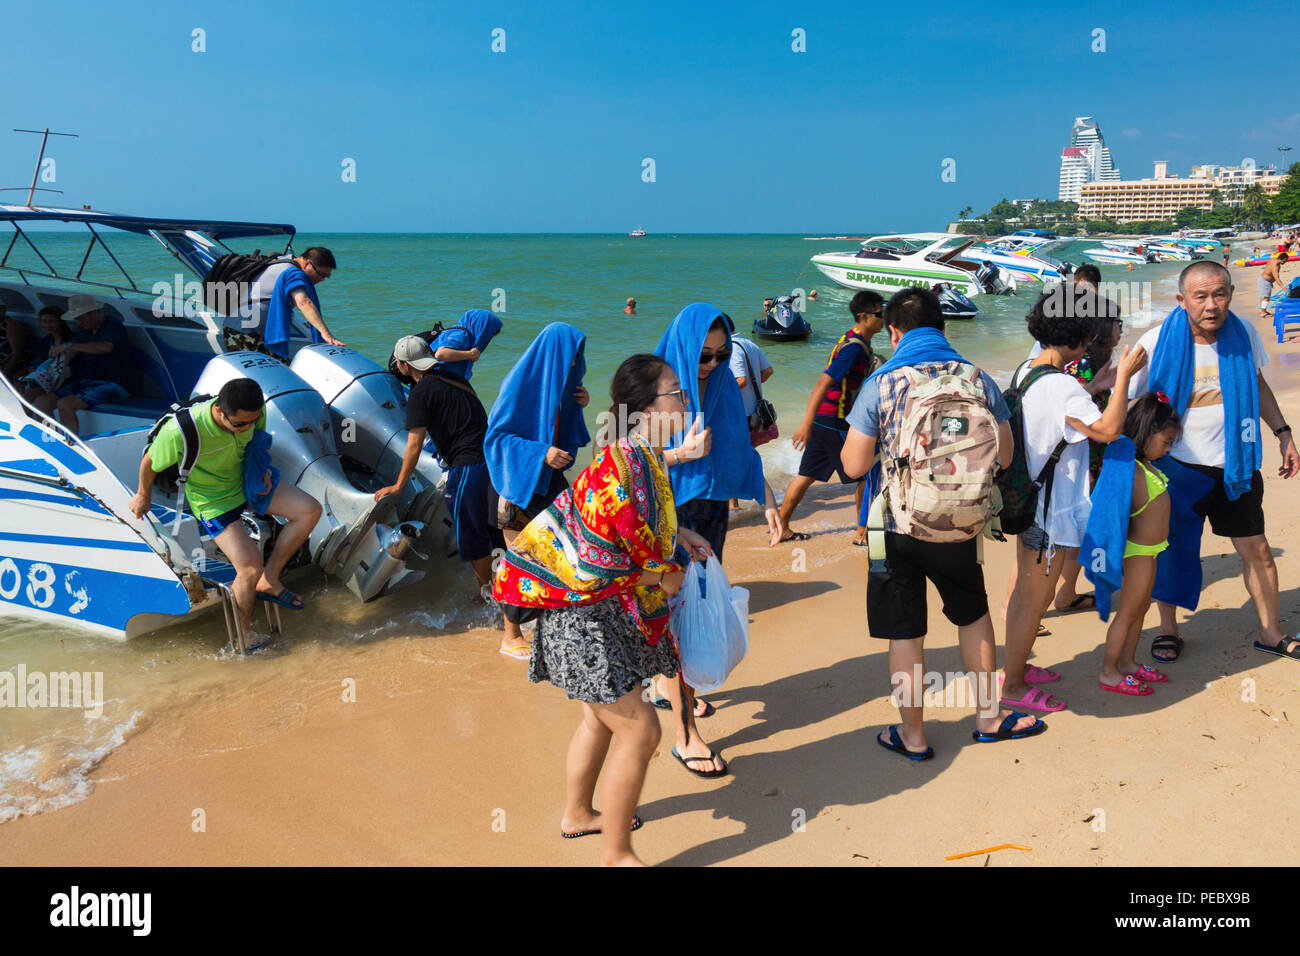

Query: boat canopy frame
[0,204,296,301]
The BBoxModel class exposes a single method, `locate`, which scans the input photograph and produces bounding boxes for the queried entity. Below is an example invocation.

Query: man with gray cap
[32,294,131,435]
[376,335,502,593]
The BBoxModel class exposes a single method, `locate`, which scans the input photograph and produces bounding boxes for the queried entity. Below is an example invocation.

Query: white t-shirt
[222,260,295,336]
[729,336,772,417]
[1014,360,1102,548]
[1126,321,1268,468]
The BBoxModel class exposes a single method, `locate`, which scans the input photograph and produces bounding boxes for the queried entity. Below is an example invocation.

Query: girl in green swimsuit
[1100,393,1183,697]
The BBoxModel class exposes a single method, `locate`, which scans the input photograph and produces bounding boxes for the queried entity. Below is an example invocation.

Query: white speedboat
[810,233,1016,297]
[962,236,1071,285]
[0,203,451,645]
[1081,240,1155,265]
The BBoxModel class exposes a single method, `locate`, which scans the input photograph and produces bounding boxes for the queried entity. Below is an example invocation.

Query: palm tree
[958,205,973,221]
[1243,184,1269,228]
[1208,188,1223,210]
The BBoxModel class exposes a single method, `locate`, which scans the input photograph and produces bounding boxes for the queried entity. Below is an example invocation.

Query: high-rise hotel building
[1058,117,1121,202]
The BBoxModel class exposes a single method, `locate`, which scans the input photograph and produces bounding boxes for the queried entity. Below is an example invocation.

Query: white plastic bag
[670,556,749,692]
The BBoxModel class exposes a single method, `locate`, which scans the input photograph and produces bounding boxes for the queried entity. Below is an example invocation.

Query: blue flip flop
[256,588,304,611]
[972,711,1048,743]
[876,725,934,761]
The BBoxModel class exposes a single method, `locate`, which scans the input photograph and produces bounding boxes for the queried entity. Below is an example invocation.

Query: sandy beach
[3,256,1299,867]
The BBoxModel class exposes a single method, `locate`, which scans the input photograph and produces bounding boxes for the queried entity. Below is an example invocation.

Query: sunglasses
[699,347,732,365]
[227,414,260,429]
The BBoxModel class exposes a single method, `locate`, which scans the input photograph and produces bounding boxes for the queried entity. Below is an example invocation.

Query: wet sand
[3,254,1298,866]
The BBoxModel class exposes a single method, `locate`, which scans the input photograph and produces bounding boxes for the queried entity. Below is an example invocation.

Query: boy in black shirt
[376,336,503,596]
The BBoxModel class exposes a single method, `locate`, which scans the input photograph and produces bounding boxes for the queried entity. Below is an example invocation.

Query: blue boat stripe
[0,530,154,552]
[0,488,112,514]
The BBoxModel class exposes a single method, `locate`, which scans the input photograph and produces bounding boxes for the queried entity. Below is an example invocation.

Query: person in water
[485,323,592,660]
[625,297,637,315]
[652,302,783,777]
[492,354,714,866]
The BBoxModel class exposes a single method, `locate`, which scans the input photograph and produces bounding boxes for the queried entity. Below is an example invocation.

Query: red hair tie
[1155,391,1170,405]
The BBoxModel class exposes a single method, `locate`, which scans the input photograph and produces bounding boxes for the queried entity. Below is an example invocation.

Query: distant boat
[628,227,647,237]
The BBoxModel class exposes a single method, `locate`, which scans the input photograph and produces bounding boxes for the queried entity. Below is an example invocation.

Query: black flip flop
[972,711,1048,743]
[1056,594,1096,614]
[651,697,715,718]
[876,725,934,761]
[778,531,811,544]
[561,815,643,839]
[1254,636,1300,661]
[671,747,728,777]
[1151,634,1184,662]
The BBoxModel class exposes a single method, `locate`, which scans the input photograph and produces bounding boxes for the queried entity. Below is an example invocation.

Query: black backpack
[388,324,446,385]
[145,395,213,533]
[202,252,294,314]
[994,365,1069,542]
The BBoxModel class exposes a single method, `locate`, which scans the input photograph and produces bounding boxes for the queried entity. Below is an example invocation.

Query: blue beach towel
[1151,456,1215,613]
[484,322,590,508]
[432,309,503,381]
[264,266,322,358]
[655,303,765,506]
[866,326,966,382]
[1081,441,1214,620]
[1147,307,1259,500]
[1081,438,1137,620]
[242,430,280,515]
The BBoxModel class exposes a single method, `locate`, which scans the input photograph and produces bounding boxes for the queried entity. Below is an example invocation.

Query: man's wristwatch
[1274,424,1292,438]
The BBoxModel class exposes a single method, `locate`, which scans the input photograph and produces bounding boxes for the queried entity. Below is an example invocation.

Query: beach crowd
[32,243,1292,866]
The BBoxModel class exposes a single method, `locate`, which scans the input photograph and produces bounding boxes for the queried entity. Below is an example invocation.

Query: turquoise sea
[0,230,1196,821]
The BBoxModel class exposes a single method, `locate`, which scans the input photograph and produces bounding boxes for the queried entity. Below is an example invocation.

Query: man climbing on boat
[222,247,344,359]
[129,378,324,647]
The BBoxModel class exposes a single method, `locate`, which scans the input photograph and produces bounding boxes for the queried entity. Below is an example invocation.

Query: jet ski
[753,294,813,340]
[931,283,979,320]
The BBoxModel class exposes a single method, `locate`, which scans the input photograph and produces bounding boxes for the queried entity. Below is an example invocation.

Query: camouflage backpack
[881,364,1002,542]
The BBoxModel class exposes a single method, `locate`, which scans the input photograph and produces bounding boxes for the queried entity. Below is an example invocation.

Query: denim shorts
[1019,522,1050,554]
[55,379,130,407]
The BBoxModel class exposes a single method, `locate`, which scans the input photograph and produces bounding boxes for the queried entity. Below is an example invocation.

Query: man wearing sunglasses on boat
[129,377,323,647]
[223,247,344,360]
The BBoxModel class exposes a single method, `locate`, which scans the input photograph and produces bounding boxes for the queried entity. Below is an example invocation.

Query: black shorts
[866,532,989,639]
[798,417,861,484]
[1180,459,1266,539]
[445,462,505,562]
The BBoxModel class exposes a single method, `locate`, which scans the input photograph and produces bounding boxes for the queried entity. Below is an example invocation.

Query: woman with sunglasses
[493,354,713,865]
[650,303,784,777]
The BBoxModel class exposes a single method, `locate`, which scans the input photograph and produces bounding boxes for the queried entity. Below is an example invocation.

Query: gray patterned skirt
[529,598,679,704]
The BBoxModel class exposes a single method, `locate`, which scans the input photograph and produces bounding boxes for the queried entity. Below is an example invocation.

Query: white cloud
[1121,128,1141,139]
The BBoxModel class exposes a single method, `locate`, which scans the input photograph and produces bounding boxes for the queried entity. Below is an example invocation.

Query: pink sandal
[1101,674,1153,696]
[1132,664,1168,684]
[1000,686,1068,713]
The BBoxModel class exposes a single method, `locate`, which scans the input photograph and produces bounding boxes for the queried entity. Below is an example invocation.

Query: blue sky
[4,0,1296,232]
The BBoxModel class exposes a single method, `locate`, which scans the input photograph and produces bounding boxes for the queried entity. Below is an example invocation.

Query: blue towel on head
[264,267,322,358]
[1081,438,1137,621]
[484,322,590,508]
[242,430,280,515]
[1147,307,1259,500]
[866,326,966,382]
[1151,456,1215,612]
[655,303,765,506]
[432,309,503,381]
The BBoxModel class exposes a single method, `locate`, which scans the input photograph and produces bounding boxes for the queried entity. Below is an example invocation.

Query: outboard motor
[975,260,1016,296]
[289,345,447,536]
[193,352,425,601]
